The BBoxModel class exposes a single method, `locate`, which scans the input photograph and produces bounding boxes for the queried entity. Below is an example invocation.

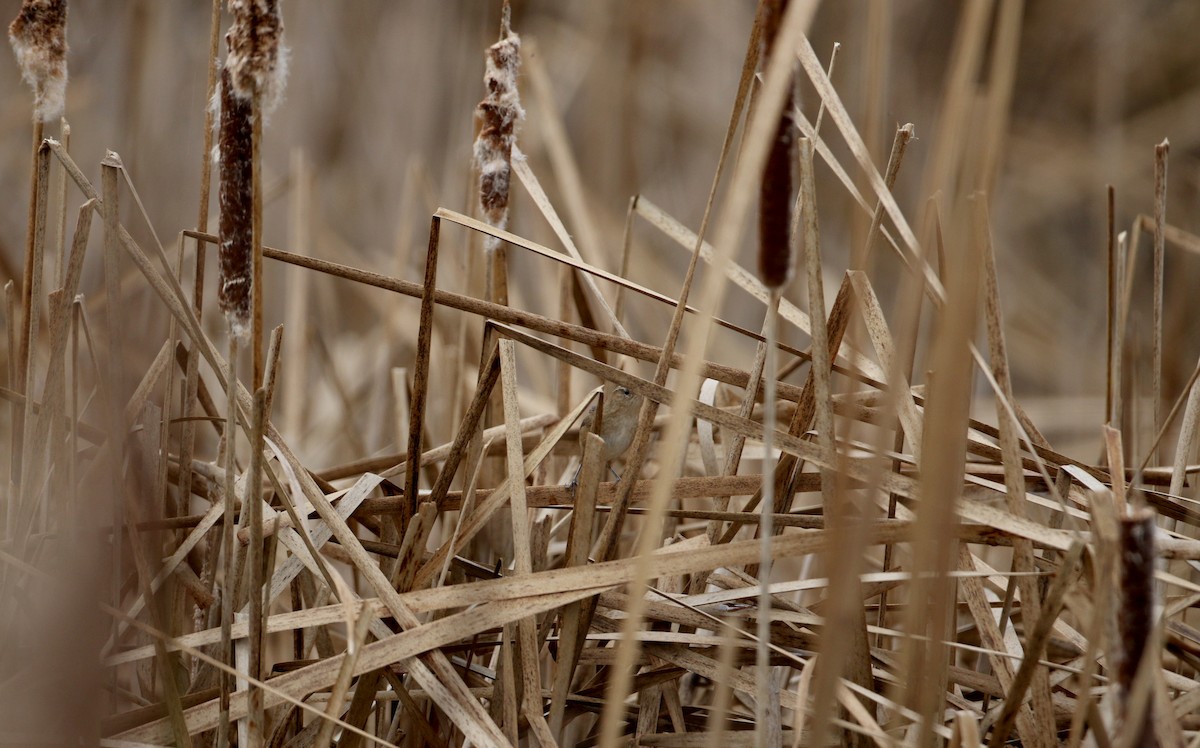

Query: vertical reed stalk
[1151,140,1168,460]
[754,2,795,742]
[218,333,238,748]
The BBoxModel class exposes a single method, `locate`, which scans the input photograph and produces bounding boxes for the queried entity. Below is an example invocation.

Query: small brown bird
[573,385,642,485]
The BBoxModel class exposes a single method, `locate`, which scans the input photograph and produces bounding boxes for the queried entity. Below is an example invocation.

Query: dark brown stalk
[406,216,441,522]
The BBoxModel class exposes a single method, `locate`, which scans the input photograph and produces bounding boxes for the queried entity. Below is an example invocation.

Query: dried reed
[5,4,1200,748]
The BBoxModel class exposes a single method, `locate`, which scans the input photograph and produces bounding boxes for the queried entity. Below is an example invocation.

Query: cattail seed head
[225,0,288,115]
[8,0,68,122]
[1116,505,1156,740]
[757,0,797,290]
[473,7,524,253]
[217,67,254,338]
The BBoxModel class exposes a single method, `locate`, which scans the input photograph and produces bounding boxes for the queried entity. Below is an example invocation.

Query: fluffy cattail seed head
[8,0,68,122]
[225,0,288,115]
[473,6,524,253]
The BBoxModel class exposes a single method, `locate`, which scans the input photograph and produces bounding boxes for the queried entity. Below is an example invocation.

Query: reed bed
[3,2,1200,746]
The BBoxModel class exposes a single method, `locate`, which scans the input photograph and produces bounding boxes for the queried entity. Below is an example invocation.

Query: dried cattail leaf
[8,0,68,122]
[473,7,524,253]
[225,0,288,114]
[218,67,253,338]
[757,0,796,290]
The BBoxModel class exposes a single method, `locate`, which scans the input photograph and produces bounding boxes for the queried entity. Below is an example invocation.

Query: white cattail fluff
[9,0,68,122]
[225,0,289,116]
[473,13,523,253]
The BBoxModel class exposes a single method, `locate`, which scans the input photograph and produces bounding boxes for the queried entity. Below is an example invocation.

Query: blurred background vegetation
[3,0,1199,462]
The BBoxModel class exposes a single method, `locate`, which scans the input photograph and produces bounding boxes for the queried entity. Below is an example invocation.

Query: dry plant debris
[3,2,1200,747]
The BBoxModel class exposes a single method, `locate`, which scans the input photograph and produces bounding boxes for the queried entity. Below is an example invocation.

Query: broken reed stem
[1114,228,1129,436]
[811,41,840,136]
[99,153,126,636]
[1106,185,1117,426]
[16,118,43,406]
[16,143,49,497]
[50,119,68,287]
[855,123,915,270]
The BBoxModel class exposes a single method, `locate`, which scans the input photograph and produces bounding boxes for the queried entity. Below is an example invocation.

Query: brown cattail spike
[218,67,254,337]
[757,0,796,290]
[8,0,68,122]
[473,4,524,253]
[1116,505,1158,746]
[225,0,287,114]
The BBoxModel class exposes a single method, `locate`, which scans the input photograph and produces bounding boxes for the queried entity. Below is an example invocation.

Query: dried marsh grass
[4,2,1200,747]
